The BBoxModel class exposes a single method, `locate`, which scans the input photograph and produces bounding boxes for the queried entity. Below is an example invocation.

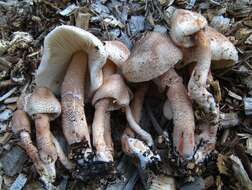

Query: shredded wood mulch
[1,0,252,189]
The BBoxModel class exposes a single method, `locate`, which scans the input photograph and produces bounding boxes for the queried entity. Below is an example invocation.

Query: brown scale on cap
[121,31,195,160]
[12,110,56,187]
[18,87,61,165]
[122,32,182,82]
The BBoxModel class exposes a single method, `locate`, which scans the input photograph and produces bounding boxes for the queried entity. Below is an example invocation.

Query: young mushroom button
[18,87,61,165]
[121,32,195,159]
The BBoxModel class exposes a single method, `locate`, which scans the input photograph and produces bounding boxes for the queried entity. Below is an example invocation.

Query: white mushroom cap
[92,74,132,111]
[19,87,61,120]
[122,32,183,82]
[170,9,208,48]
[181,26,238,69]
[36,25,107,95]
[104,40,130,67]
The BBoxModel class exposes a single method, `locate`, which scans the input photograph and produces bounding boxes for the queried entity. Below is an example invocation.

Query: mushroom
[91,41,130,163]
[11,110,56,188]
[170,10,238,162]
[93,74,154,147]
[18,87,61,166]
[121,32,195,159]
[170,9,218,117]
[35,25,107,165]
[121,84,160,168]
[35,25,107,95]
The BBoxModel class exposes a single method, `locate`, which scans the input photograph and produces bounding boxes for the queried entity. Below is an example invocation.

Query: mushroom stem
[121,84,160,168]
[188,30,218,119]
[92,99,113,162]
[19,132,56,185]
[34,113,57,164]
[187,30,219,162]
[104,111,114,156]
[125,105,154,147]
[61,51,92,163]
[123,84,148,138]
[92,61,116,162]
[51,135,75,170]
[12,110,56,186]
[160,68,195,159]
[131,84,149,124]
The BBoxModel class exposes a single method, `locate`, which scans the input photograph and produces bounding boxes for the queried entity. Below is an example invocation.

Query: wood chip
[0,146,27,176]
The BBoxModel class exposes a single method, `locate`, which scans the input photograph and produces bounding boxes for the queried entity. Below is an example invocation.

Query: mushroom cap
[36,25,107,95]
[19,87,61,120]
[12,110,31,134]
[170,9,208,48]
[92,74,132,111]
[121,32,183,82]
[104,40,130,67]
[181,26,238,69]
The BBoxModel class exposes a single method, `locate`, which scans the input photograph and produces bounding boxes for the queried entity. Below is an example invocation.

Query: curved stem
[187,30,219,162]
[124,84,149,138]
[61,51,92,162]
[188,30,218,118]
[35,113,57,164]
[125,105,154,147]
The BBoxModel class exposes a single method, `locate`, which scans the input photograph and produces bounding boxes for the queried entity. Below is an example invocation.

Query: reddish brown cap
[121,32,182,82]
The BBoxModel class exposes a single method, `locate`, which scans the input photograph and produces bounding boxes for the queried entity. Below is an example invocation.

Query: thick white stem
[92,99,113,162]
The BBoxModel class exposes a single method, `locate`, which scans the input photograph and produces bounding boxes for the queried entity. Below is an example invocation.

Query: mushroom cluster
[11,8,238,186]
